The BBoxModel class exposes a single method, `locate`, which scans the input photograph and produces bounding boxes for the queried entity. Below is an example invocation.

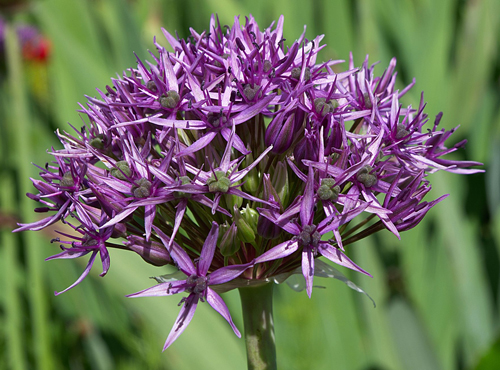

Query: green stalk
[5,24,54,370]
[239,283,277,370]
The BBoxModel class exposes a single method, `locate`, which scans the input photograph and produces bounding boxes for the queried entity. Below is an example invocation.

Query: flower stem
[239,283,277,370]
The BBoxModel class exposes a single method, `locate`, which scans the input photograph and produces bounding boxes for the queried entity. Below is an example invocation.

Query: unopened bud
[272,161,289,206]
[234,205,255,243]
[266,113,295,154]
[219,222,240,257]
[243,148,259,193]
[125,235,171,266]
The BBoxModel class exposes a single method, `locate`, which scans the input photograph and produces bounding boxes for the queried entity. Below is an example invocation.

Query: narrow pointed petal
[197,222,219,276]
[163,295,199,350]
[254,240,299,264]
[152,226,196,275]
[126,280,187,298]
[54,251,98,296]
[176,131,217,158]
[206,288,241,337]
[209,262,254,285]
[319,243,372,277]
[300,167,315,226]
[302,248,315,298]
[144,204,156,241]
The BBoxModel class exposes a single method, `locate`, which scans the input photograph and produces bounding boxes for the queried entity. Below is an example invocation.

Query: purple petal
[206,288,241,337]
[144,204,156,241]
[148,117,206,130]
[176,131,217,158]
[152,225,196,276]
[254,240,299,264]
[170,199,187,245]
[300,167,315,226]
[54,251,98,296]
[302,248,315,298]
[209,262,253,285]
[100,206,137,229]
[318,243,372,277]
[163,294,199,350]
[14,199,71,232]
[197,222,219,276]
[233,94,275,125]
[126,280,187,298]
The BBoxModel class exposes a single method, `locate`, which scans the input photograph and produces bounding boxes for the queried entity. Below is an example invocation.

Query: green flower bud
[242,148,259,193]
[272,161,289,206]
[241,204,259,231]
[207,171,231,193]
[234,205,256,243]
[317,178,340,201]
[219,222,240,257]
[328,99,339,110]
[110,161,132,180]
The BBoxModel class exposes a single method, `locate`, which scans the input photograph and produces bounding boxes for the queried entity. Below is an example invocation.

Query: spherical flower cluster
[15,15,482,350]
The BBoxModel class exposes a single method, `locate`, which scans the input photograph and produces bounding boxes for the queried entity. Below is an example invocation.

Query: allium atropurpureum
[15,15,482,350]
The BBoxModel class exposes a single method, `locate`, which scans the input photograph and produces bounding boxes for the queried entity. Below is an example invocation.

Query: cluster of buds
[16,15,482,350]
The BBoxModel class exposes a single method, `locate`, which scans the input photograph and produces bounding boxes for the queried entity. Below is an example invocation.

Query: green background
[1,0,499,369]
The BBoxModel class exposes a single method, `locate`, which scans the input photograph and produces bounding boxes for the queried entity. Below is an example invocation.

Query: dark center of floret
[186,275,208,294]
[132,177,152,198]
[396,123,410,139]
[160,90,180,109]
[206,170,231,193]
[317,178,341,202]
[60,171,75,188]
[89,134,105,149]
[356,165,377,188]
[298,224,321,248]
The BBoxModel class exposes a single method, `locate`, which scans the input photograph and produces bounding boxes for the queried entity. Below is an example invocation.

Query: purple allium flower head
[15,14,483,350]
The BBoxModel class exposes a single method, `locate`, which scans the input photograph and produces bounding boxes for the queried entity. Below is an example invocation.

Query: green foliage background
[1,0,499,369]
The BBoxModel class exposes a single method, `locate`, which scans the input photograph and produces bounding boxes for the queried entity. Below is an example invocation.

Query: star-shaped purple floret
[127,222,252,350]
[255,166,371,297]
